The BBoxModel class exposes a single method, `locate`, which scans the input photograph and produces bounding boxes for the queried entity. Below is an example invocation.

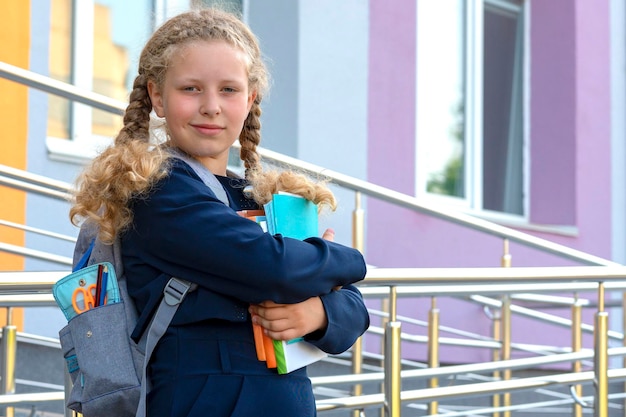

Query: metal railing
[317,268,626,416]
[0,271,624,415]
[1,60,625,417]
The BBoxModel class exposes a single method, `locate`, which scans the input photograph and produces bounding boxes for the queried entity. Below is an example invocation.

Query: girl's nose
[200,92,220,116]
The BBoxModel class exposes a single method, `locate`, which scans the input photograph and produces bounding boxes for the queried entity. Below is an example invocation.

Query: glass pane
[92,0,153,138]
[482,3,524,214]
[417,0,465,198]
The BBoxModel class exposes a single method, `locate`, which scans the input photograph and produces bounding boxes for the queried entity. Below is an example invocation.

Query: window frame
[414,0,529,223]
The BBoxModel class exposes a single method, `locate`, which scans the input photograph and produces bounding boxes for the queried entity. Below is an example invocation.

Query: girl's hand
[249,297,327,341]
[322,228,335,242]
[248,228,339,340]
[322,228,341,291]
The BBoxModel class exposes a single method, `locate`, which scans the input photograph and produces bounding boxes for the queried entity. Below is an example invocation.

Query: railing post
[500,295,512,417]
[623,292,626,417]
[500,239,512,417]
[379,297,389,417]
[594,283,609,417]
[351,191,365,417]
[350,337,364,417]
[491,310,501,417]
[0,307,17,417]
[571,296,583,417]
[427,297,440,415]
[384,286,401,417]
[352,191,364,253]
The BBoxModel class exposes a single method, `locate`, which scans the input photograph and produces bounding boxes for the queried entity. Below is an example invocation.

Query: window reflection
[416,0,466,199]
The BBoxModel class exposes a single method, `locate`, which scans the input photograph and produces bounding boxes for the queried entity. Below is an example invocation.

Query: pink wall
[530,0,612,261]
[529,1,577,226]
[366,0,417,268]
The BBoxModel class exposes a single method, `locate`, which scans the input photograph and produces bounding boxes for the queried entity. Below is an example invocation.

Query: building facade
[0,0,624,365]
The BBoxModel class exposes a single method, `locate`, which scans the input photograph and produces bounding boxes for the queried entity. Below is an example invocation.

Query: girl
[69,6,369,417]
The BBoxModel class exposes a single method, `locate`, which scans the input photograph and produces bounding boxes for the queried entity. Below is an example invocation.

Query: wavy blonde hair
[70,7,336,244]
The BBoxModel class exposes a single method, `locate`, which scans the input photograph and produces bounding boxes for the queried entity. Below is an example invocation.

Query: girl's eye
[223,87,237,93]
[183,86,198,92]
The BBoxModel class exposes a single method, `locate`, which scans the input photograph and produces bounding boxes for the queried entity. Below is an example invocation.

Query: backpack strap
[135,277,196,417]
[168,146,230,206]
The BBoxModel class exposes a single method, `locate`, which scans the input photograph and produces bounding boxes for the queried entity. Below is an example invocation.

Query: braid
[119,74,152,143]
[240,99,263,176]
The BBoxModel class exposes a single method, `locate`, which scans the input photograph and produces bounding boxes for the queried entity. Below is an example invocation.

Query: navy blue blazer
[123,158,369,354]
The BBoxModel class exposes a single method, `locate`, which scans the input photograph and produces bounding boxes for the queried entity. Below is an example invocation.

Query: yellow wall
[0,1,30,329]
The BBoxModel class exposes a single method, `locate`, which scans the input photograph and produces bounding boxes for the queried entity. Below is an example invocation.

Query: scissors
[72,282,98,314]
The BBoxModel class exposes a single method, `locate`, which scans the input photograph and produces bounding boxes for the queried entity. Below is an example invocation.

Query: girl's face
[148,40,256,175]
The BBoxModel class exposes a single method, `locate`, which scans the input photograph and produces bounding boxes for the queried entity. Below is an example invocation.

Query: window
[415,0,525,217]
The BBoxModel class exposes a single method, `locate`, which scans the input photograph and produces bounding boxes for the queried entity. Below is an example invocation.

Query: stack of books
[238,193,328,374]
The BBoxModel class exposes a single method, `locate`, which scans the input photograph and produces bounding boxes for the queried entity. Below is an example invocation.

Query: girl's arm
[126,162,366,304]
[249,285,370,355]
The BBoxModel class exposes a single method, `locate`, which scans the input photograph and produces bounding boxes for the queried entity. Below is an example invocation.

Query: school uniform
[122,157,369,417]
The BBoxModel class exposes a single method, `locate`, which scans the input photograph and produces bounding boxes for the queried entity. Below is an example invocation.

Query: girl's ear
[147,80,165,118]
[247,90,258,112]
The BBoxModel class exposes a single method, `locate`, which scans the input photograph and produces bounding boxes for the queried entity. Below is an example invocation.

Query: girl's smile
[190,123,225,136]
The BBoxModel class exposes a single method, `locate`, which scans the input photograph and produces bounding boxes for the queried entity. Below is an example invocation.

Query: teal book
[263,193,328,374]
[263,193,318,240]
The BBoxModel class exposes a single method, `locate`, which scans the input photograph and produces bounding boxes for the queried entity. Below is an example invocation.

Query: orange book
[252,323,266,361]
[262,331,277,368]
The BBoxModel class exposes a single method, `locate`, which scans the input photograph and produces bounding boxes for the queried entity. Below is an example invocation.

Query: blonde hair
[70,7,335,244]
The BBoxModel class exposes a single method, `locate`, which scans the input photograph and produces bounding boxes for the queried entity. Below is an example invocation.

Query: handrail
[0,61,125,115]
[0,242,72,266]
[0,220,76,243]
[315,368,626,412]
[0,164,72,192]
[471,295,623,339]
[0,61,619,268]
[362,265,626,285]
[311,347,626,386]
[0,271,66,290]
[0,164,72,202]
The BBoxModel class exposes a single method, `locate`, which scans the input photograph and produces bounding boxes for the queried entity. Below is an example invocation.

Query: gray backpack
[57,225,194,417]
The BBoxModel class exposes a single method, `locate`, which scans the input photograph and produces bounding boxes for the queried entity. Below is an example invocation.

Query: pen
[99,265,108,306]
[94,264,104,307]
